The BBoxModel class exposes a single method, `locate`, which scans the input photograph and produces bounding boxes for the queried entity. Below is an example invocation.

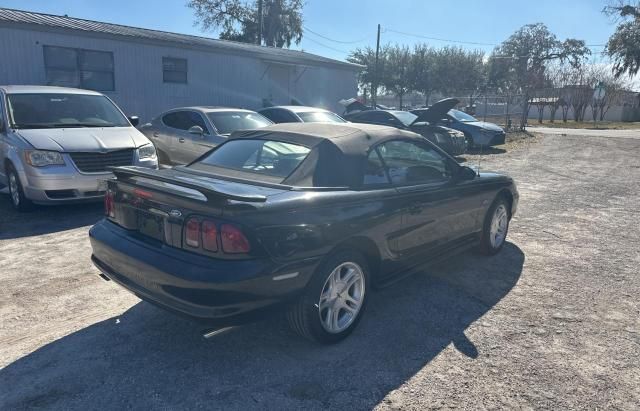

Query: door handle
[179,138,185,143]
[152,132,159,137]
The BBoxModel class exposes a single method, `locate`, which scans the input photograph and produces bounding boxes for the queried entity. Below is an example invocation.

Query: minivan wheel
[7,164,34,212]
[156,148,171,166]
[479,196,510,255]
[287,250,369,344]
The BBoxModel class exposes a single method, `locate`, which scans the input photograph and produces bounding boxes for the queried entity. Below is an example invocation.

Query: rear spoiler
[109,166,268,203]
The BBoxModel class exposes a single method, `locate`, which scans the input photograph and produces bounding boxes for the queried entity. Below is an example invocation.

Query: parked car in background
[140,107,273,166]
[90,122,518,344]
[411,99,506,147]
[0,85,157,211]
[343,99,466,156]
[258,106,347,124]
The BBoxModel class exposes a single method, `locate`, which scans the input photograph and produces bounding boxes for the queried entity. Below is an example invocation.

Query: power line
[385,27,608,49]
[301,35,351,54]
[303,26,369,44]
[384,28,498,46]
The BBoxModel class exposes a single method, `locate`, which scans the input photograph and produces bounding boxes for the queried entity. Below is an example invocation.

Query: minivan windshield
[6,93,130,129]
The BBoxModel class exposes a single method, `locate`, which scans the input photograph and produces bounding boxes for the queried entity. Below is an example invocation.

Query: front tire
[7,164,34,212]
[156,148,171,166]
[287,250,369,344]
[479,196,510,255]
[464,132,475,150]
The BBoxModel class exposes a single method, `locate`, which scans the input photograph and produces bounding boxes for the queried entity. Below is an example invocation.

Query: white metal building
[0,8,361,121]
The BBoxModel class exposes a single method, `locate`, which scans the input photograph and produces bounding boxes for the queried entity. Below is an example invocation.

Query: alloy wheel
[318,262,365,334]
[490,204,508,248]
[9,172,20,206]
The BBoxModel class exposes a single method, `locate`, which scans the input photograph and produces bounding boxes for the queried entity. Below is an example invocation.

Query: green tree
[409,44,436,106]
[489,23,590,128]
[604,1,640,77]
[187,0,303,47]
[383,45,413,109]
[347,45,390,104]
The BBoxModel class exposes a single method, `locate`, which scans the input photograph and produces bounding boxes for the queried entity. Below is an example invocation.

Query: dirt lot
[1,131,639,410]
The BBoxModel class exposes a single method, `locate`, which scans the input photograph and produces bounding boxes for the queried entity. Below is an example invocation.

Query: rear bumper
[89,220,320,325]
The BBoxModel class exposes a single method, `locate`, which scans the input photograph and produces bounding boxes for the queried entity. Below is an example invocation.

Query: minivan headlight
[137,144,157,159]
[24,150,65,167]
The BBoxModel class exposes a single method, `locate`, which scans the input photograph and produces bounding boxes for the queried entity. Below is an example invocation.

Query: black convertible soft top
[228,123,424,188]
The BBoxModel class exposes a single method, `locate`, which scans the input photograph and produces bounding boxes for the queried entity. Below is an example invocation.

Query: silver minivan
[0,85,158,211]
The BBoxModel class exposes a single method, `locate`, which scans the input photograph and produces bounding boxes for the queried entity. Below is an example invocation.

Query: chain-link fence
[447,94,527,132]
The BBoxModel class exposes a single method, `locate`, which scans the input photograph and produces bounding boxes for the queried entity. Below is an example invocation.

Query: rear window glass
[297,111,346,123]
[206,111,272,134]
[194,139,310,180]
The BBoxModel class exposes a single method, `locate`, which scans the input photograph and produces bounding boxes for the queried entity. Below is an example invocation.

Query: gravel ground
[1,131,639,410]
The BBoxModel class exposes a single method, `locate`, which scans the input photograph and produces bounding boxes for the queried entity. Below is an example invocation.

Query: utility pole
[372,24,381,108]
[257,0,263,46]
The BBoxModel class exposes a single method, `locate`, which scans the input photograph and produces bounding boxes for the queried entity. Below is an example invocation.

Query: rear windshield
[6,93,130,129]
[391,111,418,126]
[206,111,272,135]
[193,139,310,182]
[296,111,346,123]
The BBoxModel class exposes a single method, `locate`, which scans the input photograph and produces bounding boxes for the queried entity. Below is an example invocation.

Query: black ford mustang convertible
[90,123,518,343]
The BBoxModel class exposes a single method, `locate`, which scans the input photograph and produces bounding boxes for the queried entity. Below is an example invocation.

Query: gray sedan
[140,107,273,165]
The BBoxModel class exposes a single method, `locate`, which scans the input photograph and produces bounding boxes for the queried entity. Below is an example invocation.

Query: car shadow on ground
[466,147,507,155]
[0,194,103,240]
[1,243,524,410]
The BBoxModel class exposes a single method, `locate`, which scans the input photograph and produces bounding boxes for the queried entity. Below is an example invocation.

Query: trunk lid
[107,166,288,249]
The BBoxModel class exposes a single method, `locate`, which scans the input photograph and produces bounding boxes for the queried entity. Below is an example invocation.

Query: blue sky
[1,0,615,63]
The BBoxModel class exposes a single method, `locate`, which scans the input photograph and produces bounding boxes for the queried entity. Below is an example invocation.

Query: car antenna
[476,143,482,176]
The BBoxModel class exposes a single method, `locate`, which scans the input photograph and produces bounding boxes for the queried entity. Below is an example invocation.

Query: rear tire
[287,250,369,344]
[479,196,510,255]
[6,164,34,212]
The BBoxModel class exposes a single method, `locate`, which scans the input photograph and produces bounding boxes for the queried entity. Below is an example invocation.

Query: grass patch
[526,120,640,130]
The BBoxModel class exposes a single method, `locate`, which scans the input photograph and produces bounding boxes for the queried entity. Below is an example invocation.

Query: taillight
[221,224,251,254]
[104,190,115,218]
[202,220,218,252]
[185,218,200,248]
[183,219,250,254]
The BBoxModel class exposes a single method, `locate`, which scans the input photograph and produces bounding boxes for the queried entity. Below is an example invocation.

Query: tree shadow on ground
[0,194,103,240]
[1,243,524,410]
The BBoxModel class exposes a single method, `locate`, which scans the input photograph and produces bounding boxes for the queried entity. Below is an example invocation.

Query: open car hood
[411,98,460,125]
[339,98,391,114]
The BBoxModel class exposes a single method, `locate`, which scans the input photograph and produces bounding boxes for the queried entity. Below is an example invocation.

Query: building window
[163,57,187,83]
[43,46,115,91]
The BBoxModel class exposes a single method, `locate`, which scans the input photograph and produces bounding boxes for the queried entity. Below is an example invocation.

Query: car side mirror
[457,166,477,181]
[188,125,204,136]
[128,116,140,127]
